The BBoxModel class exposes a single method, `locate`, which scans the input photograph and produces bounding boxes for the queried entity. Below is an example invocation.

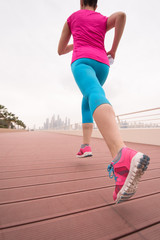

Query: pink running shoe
[107,147,150,204]
[76,145,93,158]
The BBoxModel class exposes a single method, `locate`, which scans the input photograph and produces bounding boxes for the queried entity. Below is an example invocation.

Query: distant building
[43,115,71,130]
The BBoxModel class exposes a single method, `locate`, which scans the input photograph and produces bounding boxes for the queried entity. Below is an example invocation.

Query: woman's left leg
[76,97,93,157]
[82,123,93,144]
[80,59,109,155]
[72,58,110,157]
[82,97,93,145]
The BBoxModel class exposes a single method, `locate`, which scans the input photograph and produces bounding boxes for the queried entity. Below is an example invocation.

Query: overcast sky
[0,0,160,129]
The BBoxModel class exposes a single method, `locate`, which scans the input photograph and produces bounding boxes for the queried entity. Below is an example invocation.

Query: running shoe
[76,145,93,158]
[107,147,150,204]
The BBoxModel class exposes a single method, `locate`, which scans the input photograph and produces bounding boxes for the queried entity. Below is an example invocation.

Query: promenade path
[0,131,160,240]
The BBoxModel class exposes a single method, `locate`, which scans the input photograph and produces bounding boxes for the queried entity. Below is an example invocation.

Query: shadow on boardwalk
[0,131,160,240]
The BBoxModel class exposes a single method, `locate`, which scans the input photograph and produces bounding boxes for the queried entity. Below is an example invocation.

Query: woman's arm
[106,12,126,59]
[58,22,73,55]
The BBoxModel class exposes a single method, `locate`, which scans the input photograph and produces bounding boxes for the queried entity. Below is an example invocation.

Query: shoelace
[107,164,117,181]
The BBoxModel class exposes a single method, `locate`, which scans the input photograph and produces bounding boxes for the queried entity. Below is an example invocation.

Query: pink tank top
[67,9,110,66]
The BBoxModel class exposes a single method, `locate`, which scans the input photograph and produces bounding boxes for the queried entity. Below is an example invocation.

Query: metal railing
[116,107,160,128]
[67,107,160,130]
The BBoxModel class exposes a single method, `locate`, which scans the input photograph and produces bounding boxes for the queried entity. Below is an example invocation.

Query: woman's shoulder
[68,10,82,19]
[68,10,107,21]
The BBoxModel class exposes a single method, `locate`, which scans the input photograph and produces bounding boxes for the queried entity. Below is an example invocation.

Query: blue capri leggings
[71,58,111,123]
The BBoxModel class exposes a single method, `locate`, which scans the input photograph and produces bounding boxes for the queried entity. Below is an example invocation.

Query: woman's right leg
[72,58,150,203]
[93,103,150,203]
[93,104,125,158]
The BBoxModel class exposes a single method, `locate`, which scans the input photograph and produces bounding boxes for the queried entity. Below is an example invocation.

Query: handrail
[118,113,160,121]
[116,107,160,128]
[116,107,160,117]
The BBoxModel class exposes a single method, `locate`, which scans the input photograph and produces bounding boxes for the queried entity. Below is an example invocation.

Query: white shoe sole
[76,152,93,158]
[116,152,150,204]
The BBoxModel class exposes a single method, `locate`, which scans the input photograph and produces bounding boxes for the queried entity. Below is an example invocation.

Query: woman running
[58,0,150,204]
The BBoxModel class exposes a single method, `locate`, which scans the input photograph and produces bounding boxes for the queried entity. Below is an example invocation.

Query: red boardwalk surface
[0,131,160,240]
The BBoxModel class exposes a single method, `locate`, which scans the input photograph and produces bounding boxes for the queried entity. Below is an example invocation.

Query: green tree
[0,105,26,129]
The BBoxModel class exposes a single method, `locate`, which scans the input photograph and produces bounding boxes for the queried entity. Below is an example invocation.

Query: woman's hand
[107,50,115,59]
[58,22,72,55]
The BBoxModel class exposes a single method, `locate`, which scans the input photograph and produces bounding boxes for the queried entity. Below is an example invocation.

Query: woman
[58,0,150,204]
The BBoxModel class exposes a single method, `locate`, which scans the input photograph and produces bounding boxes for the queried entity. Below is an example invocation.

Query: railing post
[117,116,120,127]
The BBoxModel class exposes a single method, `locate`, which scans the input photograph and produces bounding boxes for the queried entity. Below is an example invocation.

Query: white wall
[53,128,160,146]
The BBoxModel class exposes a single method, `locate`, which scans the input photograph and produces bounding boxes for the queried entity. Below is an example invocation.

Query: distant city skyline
[42,114,71,130]
[40,113,160,130]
